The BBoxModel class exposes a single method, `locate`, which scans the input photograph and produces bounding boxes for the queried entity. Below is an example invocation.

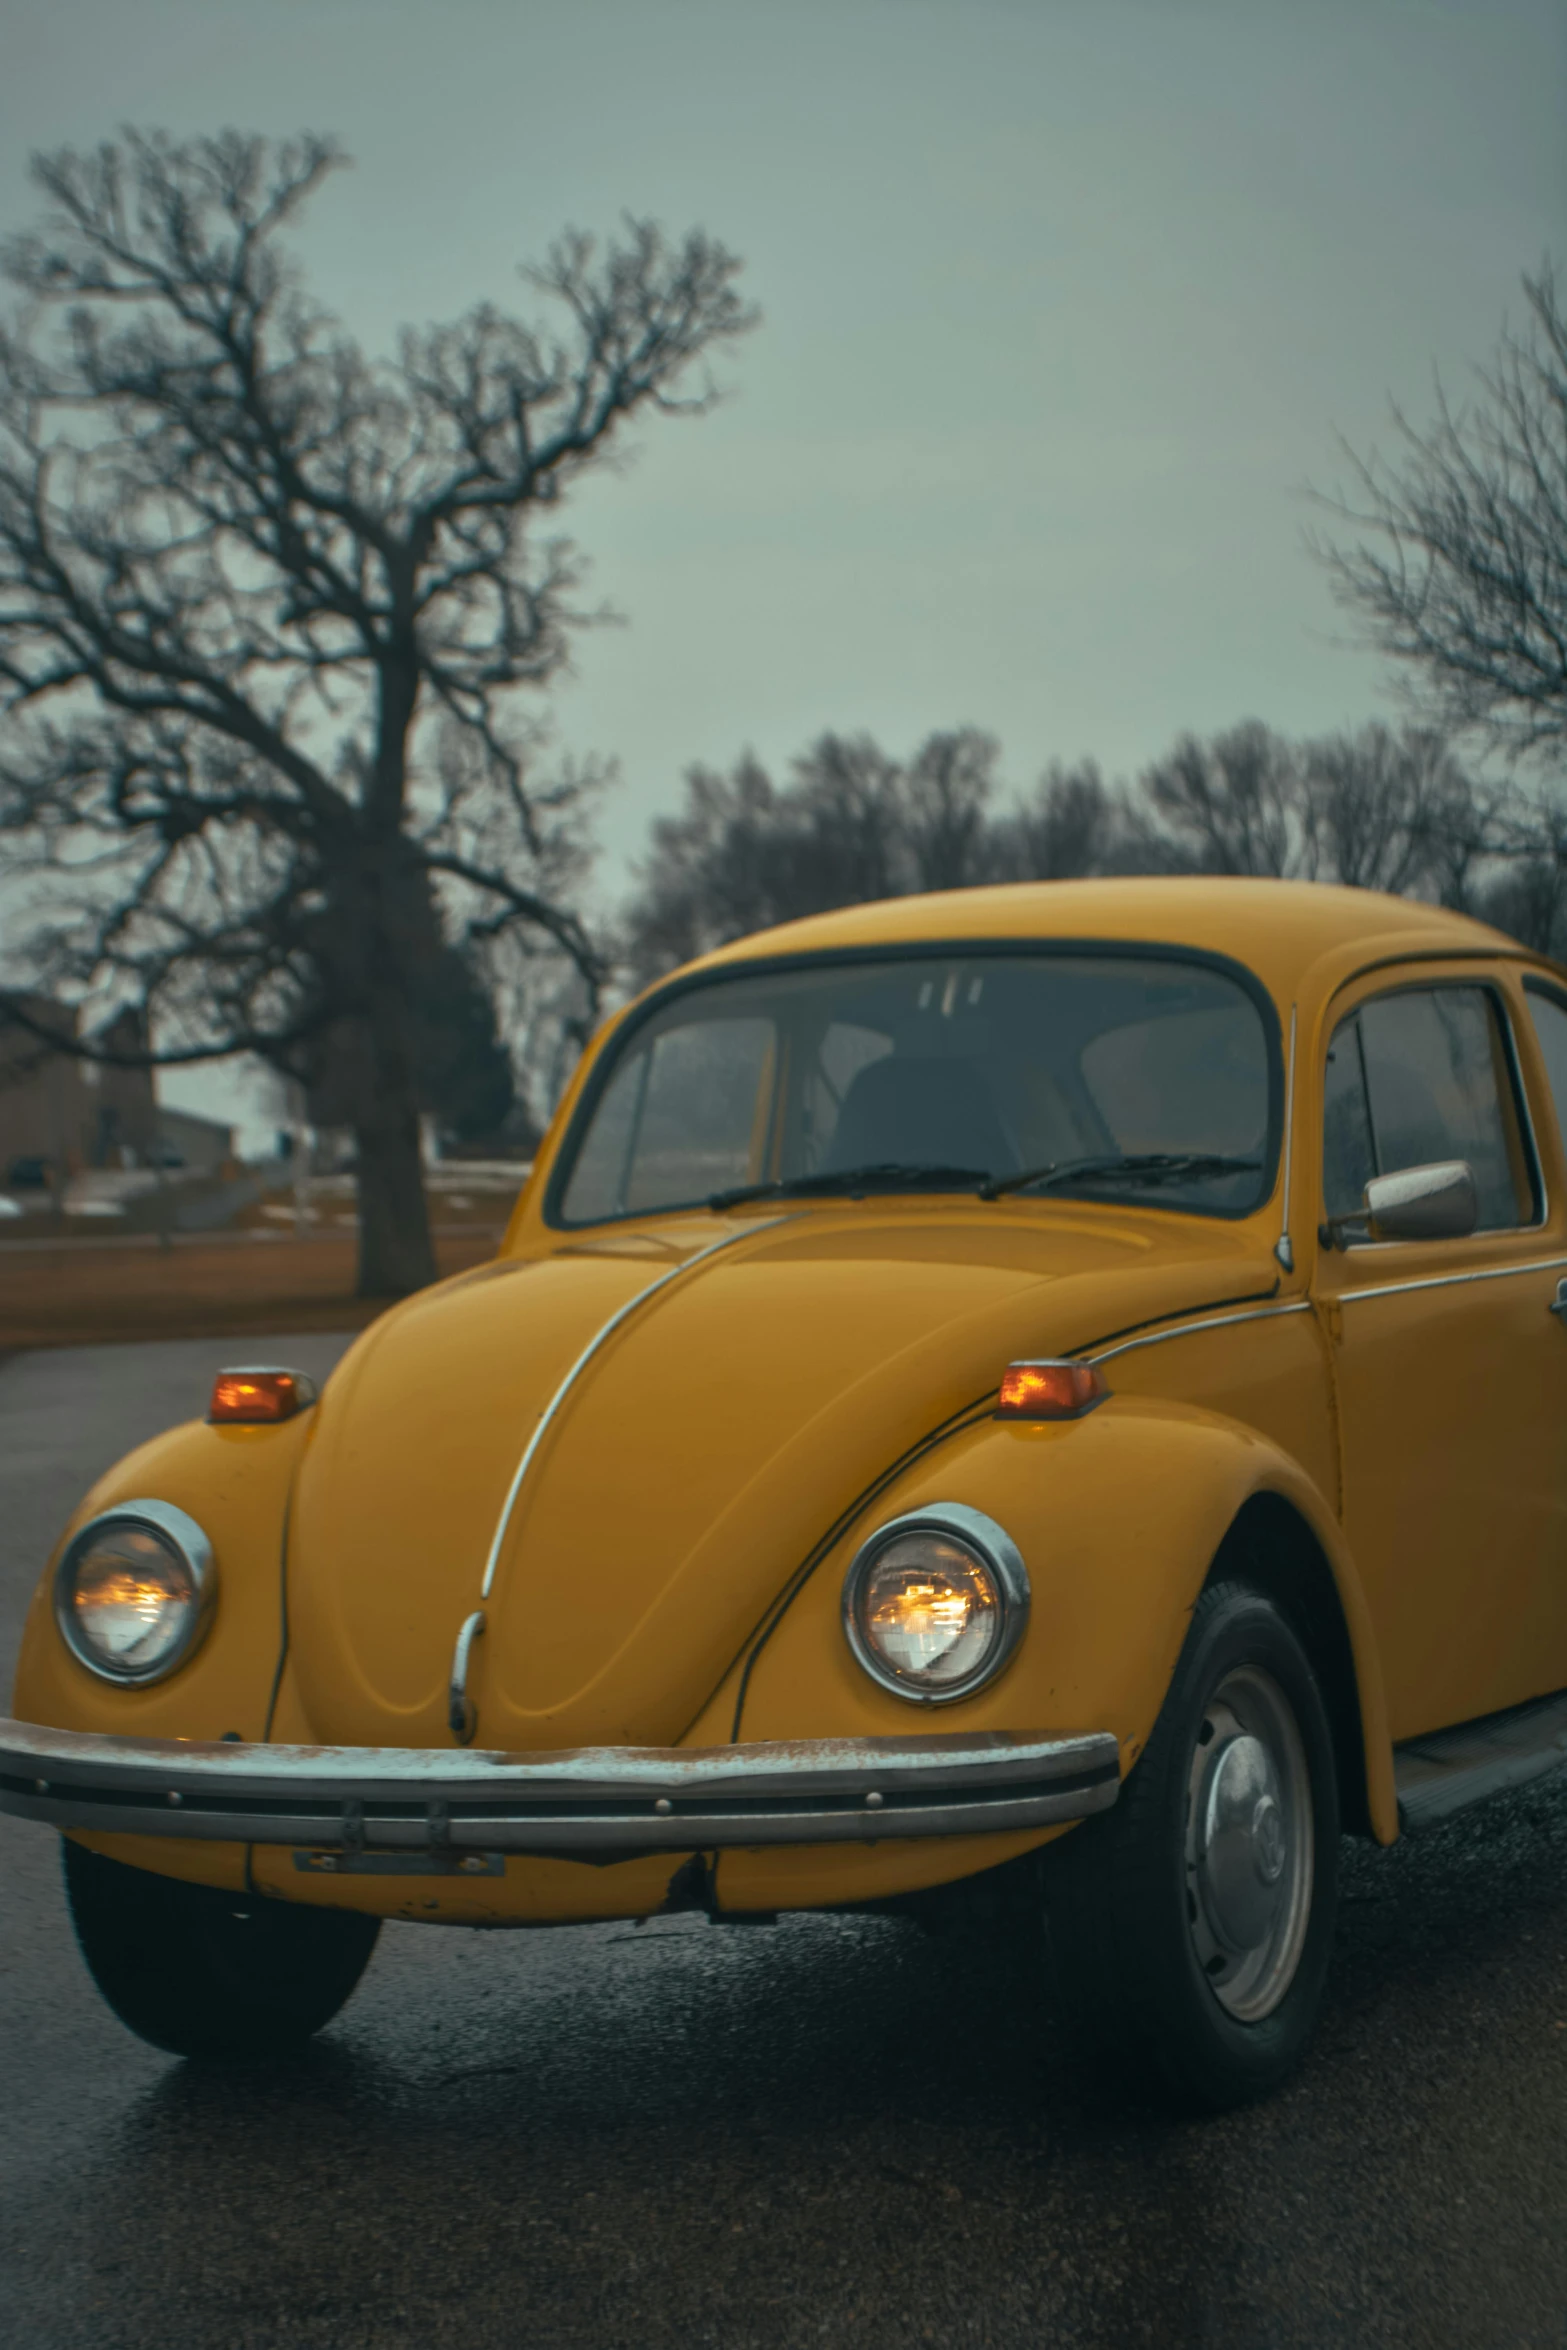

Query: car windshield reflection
[554,951,1276,1226]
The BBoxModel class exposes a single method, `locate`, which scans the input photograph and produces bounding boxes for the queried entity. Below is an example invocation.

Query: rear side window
[1321,985,1536,1233]
[1524,984,1567,1160]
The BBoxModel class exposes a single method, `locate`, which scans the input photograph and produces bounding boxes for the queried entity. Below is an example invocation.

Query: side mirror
[1363,1159,1478,1243]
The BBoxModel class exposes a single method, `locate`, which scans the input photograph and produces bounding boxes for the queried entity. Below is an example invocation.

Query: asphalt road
[3,1337,1566,2350]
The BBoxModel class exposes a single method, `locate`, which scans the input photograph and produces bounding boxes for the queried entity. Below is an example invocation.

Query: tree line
[619,716,1561,984]
[0,130,1563,1293]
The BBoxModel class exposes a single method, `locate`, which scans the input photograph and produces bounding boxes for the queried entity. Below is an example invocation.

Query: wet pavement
[2,1337,1566,2349]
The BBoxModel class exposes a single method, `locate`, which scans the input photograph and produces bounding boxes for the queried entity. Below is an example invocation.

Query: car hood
[286,1208,1276,1749]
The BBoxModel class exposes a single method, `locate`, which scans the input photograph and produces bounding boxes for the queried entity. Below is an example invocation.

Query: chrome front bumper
[0,1718,1120,1861]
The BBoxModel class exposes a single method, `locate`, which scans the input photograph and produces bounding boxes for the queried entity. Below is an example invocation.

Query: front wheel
[1044,1580,1340,2111]
[64,1841,381,2059]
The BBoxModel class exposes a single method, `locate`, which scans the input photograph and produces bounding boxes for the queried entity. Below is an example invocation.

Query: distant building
[156,1105,235,1175]
[87,1008,162,1168]
[0,996,229,1181]
[0,994,92,1181]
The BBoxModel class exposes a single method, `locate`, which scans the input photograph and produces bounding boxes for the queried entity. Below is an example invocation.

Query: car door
[1315,964,1567,1742]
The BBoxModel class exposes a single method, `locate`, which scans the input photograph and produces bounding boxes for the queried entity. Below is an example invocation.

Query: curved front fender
[733,1393,1397,1846]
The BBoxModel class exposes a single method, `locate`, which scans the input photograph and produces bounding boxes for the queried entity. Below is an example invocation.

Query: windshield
[552,951,1276,1226]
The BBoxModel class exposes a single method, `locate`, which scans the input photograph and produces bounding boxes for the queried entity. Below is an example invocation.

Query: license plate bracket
[293,1849,505,1877]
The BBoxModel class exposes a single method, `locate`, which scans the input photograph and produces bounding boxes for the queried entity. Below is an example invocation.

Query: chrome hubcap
[1184,1666,1313,2022]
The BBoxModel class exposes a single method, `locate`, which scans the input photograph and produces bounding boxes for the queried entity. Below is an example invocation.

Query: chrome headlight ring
[841,1501,1031,1705]
[53,1498,217,1686]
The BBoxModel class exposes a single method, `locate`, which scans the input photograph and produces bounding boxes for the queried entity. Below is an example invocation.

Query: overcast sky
[4,0,1564,1142]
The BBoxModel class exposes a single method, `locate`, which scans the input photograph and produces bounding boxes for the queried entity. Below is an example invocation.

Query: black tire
[63,1841,380,2059]
[1043,1578,1340,2112]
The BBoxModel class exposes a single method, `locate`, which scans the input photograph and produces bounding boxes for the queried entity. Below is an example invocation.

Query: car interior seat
[820,1055,1016,1178]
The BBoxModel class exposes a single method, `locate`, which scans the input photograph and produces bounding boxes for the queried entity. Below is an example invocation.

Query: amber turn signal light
[209,1367,318,1424]
[995,1360,1108,1420]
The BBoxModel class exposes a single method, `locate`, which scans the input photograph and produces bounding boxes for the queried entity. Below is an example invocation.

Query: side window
[1322,986,1535,1235]
[1524,984,1567,1160]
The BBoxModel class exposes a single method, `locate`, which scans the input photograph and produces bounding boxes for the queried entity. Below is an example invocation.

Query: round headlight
[842,1504,1030,1703]
[53,1500,216,1684]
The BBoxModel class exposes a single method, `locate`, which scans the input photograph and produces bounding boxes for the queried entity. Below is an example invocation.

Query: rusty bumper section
[0,1719,1120,1859]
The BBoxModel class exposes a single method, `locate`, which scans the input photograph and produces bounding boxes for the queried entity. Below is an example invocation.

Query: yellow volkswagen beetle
[7,877,1567,2110]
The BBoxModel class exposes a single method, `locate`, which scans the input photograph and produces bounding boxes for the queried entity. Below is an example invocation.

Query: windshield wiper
[708,1162,991,1211]
[979,1152,1261,1201]
[710,1151,1259,1212]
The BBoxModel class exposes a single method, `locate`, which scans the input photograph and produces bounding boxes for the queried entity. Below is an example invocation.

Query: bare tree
[621,727,1002,980]
[1310,267,1567,933]
[1134,722,1305,876]
[620,713,1527,990]
[772,733,908,909]
[1298,722,1502,900]
[0,130,755,1292]
[1133,719,1507,901]
[989,759,1150,881]
[622,754,791,979]
[1470,791,1567,957]
[902,728,1000,891]
[1314,268,1567,764]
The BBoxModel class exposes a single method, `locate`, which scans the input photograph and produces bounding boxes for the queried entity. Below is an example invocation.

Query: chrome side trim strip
[1340,1252,1567,1308]
[478,1217,791,1599]
[1089,1300,1312,1368]
[0,1719,1121,1855]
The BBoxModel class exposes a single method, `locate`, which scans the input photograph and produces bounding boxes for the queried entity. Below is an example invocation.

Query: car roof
[688,876,1522,1003]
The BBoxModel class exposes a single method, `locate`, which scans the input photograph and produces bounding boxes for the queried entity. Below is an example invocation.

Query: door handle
[1552,1278,1567,1324]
